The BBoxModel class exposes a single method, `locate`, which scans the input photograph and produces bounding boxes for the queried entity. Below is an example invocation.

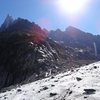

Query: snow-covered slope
[0,61,100,100]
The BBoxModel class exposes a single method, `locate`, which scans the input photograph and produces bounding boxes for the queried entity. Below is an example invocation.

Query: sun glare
[57,0,89,15]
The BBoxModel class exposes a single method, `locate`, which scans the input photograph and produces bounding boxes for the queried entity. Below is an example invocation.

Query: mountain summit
[0,14,14,31]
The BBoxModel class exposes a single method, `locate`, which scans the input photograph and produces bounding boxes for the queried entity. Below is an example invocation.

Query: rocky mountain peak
[65,26,85,37]
[0,14,14,31]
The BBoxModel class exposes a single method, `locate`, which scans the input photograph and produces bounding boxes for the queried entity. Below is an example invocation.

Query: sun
[57,0,89,15]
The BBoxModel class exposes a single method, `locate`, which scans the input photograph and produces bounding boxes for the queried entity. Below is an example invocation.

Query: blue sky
[0,0,100,35]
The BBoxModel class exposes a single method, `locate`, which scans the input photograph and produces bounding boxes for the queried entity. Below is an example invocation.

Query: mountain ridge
[49,26,100,60]
[0,16,79,90]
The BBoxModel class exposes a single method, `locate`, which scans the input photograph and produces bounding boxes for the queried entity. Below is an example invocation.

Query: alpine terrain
[0,15,100,100]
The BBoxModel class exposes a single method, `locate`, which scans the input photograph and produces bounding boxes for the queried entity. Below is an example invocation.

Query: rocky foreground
[0,61,100,100]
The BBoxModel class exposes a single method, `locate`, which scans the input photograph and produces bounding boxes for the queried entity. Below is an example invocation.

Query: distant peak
[55,29,62,32]
[66,26,79,30]
[66,26,84,33]
[67,25,75,28]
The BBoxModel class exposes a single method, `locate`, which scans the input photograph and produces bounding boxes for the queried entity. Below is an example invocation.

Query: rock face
[49,26,100,60]
[0,17,74,90]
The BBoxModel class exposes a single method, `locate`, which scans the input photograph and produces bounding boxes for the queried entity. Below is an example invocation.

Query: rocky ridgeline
[49,26,100,60]
[0,16,75,90]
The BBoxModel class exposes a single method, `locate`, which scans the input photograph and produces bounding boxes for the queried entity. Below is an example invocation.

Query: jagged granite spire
[0,14,14,31]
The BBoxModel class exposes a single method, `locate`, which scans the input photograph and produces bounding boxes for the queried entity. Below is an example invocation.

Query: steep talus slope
[0,62,100,100]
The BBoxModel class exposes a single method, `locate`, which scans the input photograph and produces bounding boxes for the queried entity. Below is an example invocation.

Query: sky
[0,0,100,35]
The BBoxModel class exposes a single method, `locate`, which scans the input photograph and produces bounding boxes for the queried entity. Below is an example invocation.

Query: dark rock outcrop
[0,17,74,90]
[83,89,96,95]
